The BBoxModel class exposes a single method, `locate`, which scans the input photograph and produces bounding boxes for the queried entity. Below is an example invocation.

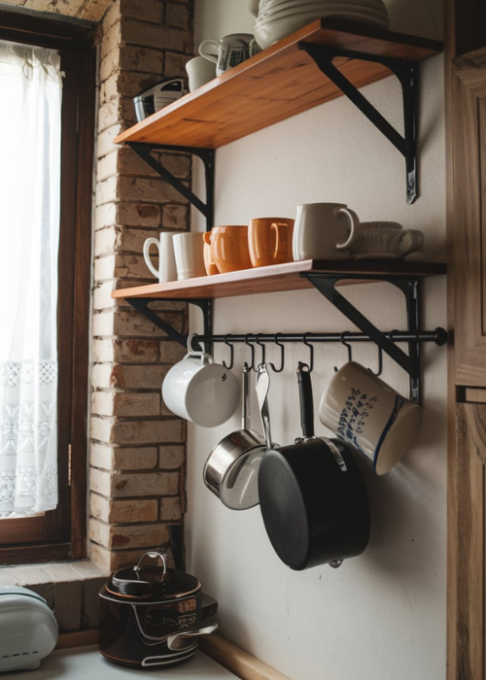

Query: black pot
[258,363,371,570]
[98,552,218,668]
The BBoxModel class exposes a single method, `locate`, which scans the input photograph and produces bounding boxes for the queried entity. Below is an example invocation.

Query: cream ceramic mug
[143,232,177,283]
[185,56,216,92]
[172,232,206,280]
[292,202,361,260]
[199,34,259,76]
[319,362,422,475]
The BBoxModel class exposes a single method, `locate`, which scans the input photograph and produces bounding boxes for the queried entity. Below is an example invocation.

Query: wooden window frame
[0,8,95,564]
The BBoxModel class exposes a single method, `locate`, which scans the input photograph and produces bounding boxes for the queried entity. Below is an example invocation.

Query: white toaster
[0,586,58,673]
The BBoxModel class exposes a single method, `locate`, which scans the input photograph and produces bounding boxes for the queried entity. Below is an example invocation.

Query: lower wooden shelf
[111,259,446,301]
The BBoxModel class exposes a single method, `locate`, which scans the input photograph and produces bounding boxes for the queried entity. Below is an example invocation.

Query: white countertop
[1,646,240,679]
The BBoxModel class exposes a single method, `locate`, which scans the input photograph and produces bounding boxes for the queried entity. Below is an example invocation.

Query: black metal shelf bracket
[125,142,216,345]
[127,142,215,232]
[302,272,425,403]
[299,43,419,204]
[126,297,213,352]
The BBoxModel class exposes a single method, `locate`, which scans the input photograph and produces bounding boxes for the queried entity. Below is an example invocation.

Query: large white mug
[319,362,422,475]
[199,34,259,77]
[292,202,361,260]
[185,56,216,92]
[143,232,177,283]
[172,232,206,280]
[162,337,240,427]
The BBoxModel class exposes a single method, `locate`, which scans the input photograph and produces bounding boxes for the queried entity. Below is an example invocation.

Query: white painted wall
[186,3,446,679]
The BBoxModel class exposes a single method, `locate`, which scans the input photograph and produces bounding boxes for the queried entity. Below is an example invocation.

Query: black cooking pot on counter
[99,552,218,669]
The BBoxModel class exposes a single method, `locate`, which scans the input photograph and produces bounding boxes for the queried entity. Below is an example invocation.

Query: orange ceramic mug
[248,217,295,267]
[208,226,252,273]
[202,231,219,276]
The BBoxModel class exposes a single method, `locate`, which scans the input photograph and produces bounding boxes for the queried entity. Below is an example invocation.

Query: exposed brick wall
[90,0,194,572]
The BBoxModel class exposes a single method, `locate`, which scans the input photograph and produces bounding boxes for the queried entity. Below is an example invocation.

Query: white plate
[258,0,387,16]
[256,3,389,24]
[255,11,388,48]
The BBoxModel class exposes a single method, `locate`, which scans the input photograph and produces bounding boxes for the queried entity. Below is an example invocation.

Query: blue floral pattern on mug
[336,387,378,454]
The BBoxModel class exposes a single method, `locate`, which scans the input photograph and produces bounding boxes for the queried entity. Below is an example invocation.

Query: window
[0,9,95,564]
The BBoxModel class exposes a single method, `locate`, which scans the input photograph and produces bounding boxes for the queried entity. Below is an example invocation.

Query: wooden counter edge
[56,629,99,649]
[56,631,292,680]
[199,634,293,680]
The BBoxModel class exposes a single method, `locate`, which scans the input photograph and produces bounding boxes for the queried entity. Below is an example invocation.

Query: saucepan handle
[297,362,314,438]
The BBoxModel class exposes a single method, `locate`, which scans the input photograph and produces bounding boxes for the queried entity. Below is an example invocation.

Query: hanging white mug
[199,34,259,77]
[292,202,361,260]
[143,232,177,283]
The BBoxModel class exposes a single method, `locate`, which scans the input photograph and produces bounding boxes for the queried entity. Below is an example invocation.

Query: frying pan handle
[297,362,314,438]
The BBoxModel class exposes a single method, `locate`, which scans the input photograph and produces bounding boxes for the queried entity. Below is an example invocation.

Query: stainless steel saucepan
[203,363,266,510]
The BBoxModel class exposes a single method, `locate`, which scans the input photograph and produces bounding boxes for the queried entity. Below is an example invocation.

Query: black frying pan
[257,362,370,571]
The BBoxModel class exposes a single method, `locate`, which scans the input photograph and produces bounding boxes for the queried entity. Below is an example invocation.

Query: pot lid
[107,552,201,601]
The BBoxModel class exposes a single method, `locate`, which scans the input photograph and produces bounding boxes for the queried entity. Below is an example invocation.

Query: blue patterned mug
[318,362,421,475]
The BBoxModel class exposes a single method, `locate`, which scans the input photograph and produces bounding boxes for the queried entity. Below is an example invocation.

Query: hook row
[219,330,405,375]
[191,327,443,375]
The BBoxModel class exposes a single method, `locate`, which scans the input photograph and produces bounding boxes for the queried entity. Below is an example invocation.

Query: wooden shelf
[112,259,446,301]
[114,19,442,150]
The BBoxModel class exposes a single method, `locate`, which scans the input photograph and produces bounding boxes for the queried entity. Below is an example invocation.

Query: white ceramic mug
[350,221,424,260]
[185,56,216,92]
[199,34,259,76]
[143,232,177,283]
[292,202,361,260]
[162,337,240,427]
[318,362,422,475]
[172,232,206,280]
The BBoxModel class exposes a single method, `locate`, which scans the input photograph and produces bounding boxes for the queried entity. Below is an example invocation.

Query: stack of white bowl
[250,0,390,49]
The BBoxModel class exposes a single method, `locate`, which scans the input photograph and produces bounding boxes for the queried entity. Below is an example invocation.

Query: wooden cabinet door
[448,402,486,680]
[452,49,486,385]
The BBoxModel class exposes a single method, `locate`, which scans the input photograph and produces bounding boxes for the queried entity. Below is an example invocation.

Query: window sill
[0,560,109,632]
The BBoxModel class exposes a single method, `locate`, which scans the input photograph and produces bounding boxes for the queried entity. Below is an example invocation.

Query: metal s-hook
[222,334,234,370]
[244,334,256,371]
[303,333,314,372]
[334,331,353,372]
[255,334,266,367]
[269,333,285,373]
[368,344,383,377]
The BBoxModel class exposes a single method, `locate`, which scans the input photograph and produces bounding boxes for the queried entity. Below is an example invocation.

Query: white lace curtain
[0,40,63,517]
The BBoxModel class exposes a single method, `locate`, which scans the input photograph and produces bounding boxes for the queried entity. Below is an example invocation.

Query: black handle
[297,362,314,438]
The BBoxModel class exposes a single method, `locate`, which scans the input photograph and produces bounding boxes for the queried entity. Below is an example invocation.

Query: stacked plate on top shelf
[251,0,390,49]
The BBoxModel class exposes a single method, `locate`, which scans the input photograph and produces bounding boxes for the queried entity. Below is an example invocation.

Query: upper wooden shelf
[114,19,442,150]
[112,260,446,301]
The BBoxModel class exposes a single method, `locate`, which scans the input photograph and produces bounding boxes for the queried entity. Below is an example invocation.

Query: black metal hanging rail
[299,43,419,204]
[192,330,447,345]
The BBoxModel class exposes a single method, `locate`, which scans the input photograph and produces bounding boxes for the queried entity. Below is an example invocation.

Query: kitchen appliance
[257,363,371,570]
[99,552,218,668]
[133,78,187,122]
[0,586,58,673]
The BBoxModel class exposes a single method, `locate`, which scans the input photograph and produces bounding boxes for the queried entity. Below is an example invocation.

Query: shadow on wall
[387,0,443,40]
[358,395,446,580]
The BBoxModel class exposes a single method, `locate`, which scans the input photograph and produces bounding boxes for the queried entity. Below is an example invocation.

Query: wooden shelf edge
[112,260,447,301]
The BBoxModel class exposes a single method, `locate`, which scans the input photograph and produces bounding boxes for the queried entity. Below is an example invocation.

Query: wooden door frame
[0,9,95,563]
